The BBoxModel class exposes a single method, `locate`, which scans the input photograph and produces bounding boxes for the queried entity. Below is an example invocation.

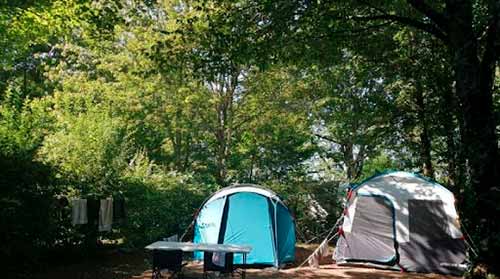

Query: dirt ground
[132,263,460,279]
[30,244,461,279]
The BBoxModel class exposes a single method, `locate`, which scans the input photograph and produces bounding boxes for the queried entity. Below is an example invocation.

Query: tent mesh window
[408,200,450,241]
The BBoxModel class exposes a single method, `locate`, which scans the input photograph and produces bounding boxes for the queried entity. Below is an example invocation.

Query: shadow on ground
[29,244,459,279]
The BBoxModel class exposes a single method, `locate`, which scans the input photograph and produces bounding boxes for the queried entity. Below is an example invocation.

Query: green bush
[119,152,205,248]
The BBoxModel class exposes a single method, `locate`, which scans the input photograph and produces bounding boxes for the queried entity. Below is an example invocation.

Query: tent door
[222,192,275,265]
[193,196,228,260]
[343,194,397,265]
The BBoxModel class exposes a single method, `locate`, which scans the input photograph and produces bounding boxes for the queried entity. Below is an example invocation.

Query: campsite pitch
[33,244,460,279]
[132,262,461,279]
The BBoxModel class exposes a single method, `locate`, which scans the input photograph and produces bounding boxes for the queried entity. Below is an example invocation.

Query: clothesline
[71,196,126,232]
[297,214,344,268]
[298,231,339,269]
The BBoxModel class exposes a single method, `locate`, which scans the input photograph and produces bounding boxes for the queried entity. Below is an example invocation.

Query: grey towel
[87,198,100,226]
[71,199,88,225]
[99,198,113,231]
[113,197,126,221]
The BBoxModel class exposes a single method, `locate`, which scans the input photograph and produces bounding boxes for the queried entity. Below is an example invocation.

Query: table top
[145,241,252,254]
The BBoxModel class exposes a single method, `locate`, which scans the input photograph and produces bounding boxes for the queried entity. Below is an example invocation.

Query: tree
[386,28,453,180]
[230,65,316,184]
[225,0,500,267]
[310,51,393,181]
[163,0,316,186]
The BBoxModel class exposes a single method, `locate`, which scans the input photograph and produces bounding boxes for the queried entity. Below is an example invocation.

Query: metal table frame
[145,241,252,278]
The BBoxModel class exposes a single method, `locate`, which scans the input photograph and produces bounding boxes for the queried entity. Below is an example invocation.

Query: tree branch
[351,14,448,42]
[406,0,448,32]
[314,133,338,144]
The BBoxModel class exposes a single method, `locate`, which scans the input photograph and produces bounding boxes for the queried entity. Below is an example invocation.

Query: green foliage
[311,51,394,181]
[0,99,58,266]
[2,0,499,275]
[229,66,317,183]
[120,153,205,247]
[38,111,130,190]
[357,153,401,182]
[284,180,342,241]
[1,1,319,261]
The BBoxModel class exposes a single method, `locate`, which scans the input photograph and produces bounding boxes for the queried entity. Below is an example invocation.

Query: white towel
[308,238,330,268]
[308,252,320,268]
[318,238,330,258]
[212,252,226,267]
[164,234,179,242]
[71,199,88,225]
[99,198,113,231]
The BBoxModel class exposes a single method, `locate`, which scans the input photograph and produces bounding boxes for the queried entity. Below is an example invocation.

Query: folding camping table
[145,241,252,278]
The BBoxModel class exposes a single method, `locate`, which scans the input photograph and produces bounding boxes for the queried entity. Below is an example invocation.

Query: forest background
[1,0,499,276]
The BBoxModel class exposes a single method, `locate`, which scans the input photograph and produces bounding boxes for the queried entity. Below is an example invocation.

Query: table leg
[242,253,247,279]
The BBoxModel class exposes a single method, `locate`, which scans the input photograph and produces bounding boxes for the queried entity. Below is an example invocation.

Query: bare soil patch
[27,244,460,279]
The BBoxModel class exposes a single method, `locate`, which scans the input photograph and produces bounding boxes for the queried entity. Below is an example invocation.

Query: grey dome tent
[193,184,296,267]
[333,171,467,275]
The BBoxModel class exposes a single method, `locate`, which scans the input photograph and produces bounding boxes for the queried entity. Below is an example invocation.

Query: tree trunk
[342,142,366,181]
[415,81,434,178]
[214,100,229,186]
[342,142,355,180]
[453,59,499,266]
[212,71,238,187]
[448,0,500,267]
[441,86,460,192]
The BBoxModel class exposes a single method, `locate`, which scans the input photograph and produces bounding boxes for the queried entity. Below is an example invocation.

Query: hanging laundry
[87,198,100,227]
[56,196,69,208]
[308,251,320,268]
[164,234,179,242]
[308,237,330,268]
[113,197,126,222]
[212,252,226,267]
[71,199,88,225]
[54,196,69,221]
[318,237,330,258]
[99,198,113,232]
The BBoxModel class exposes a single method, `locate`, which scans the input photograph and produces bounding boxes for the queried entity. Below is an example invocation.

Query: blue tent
[193,184,296,267]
